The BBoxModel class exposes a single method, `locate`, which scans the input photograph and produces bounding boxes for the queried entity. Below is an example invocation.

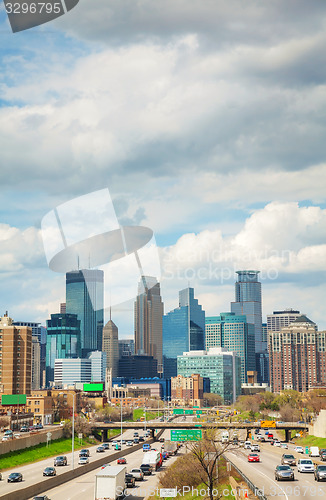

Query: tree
[62,416,92,438]
[0,416,10,430]
[279,403,300,422]
[203,393,223,408]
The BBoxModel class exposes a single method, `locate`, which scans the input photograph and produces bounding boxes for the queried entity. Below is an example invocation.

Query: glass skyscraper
[163,287,205,378]
[46,313,81,384]
[205,312,255,383]
[66,269,104,357]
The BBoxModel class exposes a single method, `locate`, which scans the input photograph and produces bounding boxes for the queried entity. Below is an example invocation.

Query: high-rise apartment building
[0,314,32,395]
[66,269,104,356]
[134,276,163,373]
[102,316,119,377]
[13,321,47,388]
[231,270,268,382]
[171,373,204,406]
[268,315,323,393]
[205,313,255,383]
[163,287,205,379]
[177,347,241,404]
[32,336,41,390]
[46,313,81,384]
[267,309,301,332]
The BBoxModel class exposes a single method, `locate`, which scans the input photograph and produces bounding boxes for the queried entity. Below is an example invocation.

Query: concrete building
[87,350,106,382]
[268,315,322,393]
[267,309,302,332]
[0,314,32,396]
[54,358,92,387]
[102,315,119,377]
[118,355,158,379]
[27,390,54,425]
[119,339,135,358]
[134,276,163,373]
[171,373,204,406]
[177,347,241,404]
[205,313,255,383]
[32,336,41,390]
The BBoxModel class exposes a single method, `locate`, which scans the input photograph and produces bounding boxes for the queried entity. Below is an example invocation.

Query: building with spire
[102,309,119,378]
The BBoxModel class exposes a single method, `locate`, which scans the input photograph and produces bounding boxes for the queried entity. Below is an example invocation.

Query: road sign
[173,409,184,415]
[261,420,276,428]
[170,429,202,441]
[196,410,203,414]
[305,447,309,454]
[78,433,83,439]
[46,432,52,438]
[185,410,193,415]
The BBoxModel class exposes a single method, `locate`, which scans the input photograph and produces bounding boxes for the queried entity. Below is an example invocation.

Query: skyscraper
[134,276,163,373]
[205,313,255,383]
[102,314,119,377]
[32,336,41,390]
[163,287,205,378]
[267,309,302,332]
[46,313,81,384]
[66,269,104,356]
[231,270,268,382]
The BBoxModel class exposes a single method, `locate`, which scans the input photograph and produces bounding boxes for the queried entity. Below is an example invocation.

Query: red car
[117,457,127,464]
[248,453,260,463]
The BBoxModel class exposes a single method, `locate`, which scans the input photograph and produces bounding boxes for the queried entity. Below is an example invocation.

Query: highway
[226,431,326,500]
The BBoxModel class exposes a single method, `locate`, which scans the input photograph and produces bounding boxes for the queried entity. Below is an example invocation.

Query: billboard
[170,429,202,441]
[83,383,104,392]
[1,394,27,405]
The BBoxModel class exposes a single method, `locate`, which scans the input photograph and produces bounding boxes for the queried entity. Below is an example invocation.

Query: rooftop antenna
[77,255,80,270]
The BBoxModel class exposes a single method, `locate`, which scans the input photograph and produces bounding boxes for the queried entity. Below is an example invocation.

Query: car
[35,423,43,429]
[139,436,145,442]
[254,429,260,434]
[125,473,136,487]
[115,443,122,450]
[275,465,295,481]
[20,426,29,432]
[8,472,23,482]
[126,440,133,446]
[297,458,315,473]
[294,446,304,454]
[315,465,326,481]
[2,435,11,442]
[79,449,90,457]
[33,496,51,500]
[54,456,67,466]
[159,437,165,442]
[101,464,111,469]
[163,451,168,460]
[281,454,296,466]
[117,457,127,464]
[4,430,13,436]
[130,468,144,480]
[13,433,21,439]
[78,456,89,465]
[102,443,110,450]
[140,464,153,475]
[320,451,326,461]
[96,446,105,453]
[248,453,260,462]
[133,438,139,444]
[244,441,251,449]
[274,441,281,447]
[43,467,56,477]
[251,444,260,452]
[133,432,139,437]
[280,443,288,449]
[122,440,126,445]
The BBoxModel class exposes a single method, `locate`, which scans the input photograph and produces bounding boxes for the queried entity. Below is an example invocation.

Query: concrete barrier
[0,428,64,455]
[0,429,165,500]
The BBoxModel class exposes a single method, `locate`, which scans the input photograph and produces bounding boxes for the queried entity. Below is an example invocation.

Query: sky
[0,0,326,335]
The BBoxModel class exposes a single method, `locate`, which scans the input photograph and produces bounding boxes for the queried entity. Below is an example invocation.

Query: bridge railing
[223,455,268,500]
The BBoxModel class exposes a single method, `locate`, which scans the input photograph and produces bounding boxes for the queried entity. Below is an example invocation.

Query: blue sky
[0,0,326,334]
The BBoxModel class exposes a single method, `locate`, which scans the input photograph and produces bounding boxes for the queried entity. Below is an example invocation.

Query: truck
[94,465,126,500]
[221,431,229,443]
[163,440,178,457]
[310,446,319,457]
[142,450,163,470]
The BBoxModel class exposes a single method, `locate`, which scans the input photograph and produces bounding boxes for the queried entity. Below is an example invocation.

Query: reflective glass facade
[205,313,255,383]
[46,313,81,384]
[163,288,205,378]
[66,269,104,356]
[177,348,241,404]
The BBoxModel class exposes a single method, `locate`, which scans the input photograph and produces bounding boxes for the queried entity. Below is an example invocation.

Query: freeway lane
[227,441,326,500]
[35,428,181,500]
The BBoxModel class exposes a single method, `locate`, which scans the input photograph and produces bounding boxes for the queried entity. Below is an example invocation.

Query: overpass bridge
[93,421,309,442]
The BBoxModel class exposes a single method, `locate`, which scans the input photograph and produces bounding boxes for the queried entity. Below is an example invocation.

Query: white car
[126,440,133,446]
[294,446,304,454]
[274,441,281,447]
[251,444,260,452]
[130,468,144,481]
[78,456,89,465]
[280,443,288,449]
[297,459,314,473]
[2,435,11,442]
[244,441,251,449]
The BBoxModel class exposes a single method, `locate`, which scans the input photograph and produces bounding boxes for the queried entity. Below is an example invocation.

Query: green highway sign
[196,410,203,414]
[173,409,184,415]
[185,410,193,415]
[170,429,202,441]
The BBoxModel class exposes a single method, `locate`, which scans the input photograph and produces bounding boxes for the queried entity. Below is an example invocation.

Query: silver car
[275,465,295,481]
[298,459,314,473]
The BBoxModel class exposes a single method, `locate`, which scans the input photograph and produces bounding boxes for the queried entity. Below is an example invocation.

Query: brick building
[171,373,204,407]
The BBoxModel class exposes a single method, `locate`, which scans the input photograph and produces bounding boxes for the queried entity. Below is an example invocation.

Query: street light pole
[72,392,75,471]
[120,396,123,449]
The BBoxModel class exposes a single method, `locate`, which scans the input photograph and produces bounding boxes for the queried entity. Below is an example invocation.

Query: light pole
[71,392,75,471]
[120,395,123,449]
[144,404,147,434]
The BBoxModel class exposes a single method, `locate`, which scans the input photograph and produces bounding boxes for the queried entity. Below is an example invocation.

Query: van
[310,446,319,457]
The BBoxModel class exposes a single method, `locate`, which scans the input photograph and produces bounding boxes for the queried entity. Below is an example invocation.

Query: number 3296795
[5,3,62,15]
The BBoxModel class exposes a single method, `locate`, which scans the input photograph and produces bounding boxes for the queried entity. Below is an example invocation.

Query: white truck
[94,465,126,500]
[310,446,319,457]
[142,450,163,470]
[221,431,229,443]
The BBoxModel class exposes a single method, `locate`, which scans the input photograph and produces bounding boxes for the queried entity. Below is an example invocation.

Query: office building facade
[119,339,135,358]
[171,373,204,406]
[267,309,302,332]
[32,336,41,390]
[134,276,163,373]
[177,347,241,404]
[102,318,119,377]
[87,350,106,382]
[0,314,32,395]
[54,358,92,387]
[118,355,158,379]
[66,269,104,356]
[163,287,205,378]
[205,313,255,383]
[46,313,81,384]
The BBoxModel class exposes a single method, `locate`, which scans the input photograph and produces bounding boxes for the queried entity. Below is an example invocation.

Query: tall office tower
[102,315,119,377]
[13,321,47,387]
[87,350,107,382]
[60,303,66,314]
[163,287,205,379]
[267,309,301,332]
[205,313,255,383]
[134,276,163,373]
[66,269,104,356]
[118,339,135,358]
[0,314,32,395]
[268,315,319,393]
[46,313,81,385]
[32,336,41,390]
[231,270,268,382]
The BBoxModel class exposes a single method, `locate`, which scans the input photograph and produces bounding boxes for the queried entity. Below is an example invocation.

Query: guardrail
[223,455,268,500]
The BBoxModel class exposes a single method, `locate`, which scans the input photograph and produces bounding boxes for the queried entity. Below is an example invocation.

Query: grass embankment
[292,434,326,448]
[0,430,119,471]
[132,409,162,421]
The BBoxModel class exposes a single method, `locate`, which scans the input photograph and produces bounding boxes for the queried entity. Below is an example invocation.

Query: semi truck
[163,440,178,457]
[94,465,126,500]
[221,431,229,443]
[142,450,163,470]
